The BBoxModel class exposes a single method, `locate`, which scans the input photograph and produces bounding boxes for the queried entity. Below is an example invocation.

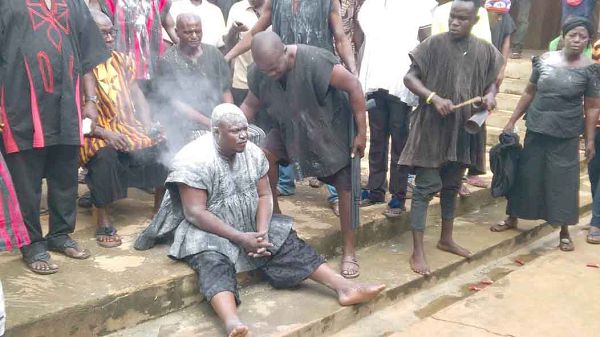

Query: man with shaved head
[241,31,368,279]
[155,13,233,148]
[136,103,385,337]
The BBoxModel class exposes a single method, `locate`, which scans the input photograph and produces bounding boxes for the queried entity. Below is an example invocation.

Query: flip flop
[24,251,59,275]
[329,200,340,217]
[559,237,575,252]
[490,219,516,232]
[96,225,122,248]
[587,228,600,244]
[383,206,406,219]
[50,239,91,260]
[341,256,360,279]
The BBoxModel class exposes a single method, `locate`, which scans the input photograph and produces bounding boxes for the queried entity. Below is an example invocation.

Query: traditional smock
[135,134,292,272]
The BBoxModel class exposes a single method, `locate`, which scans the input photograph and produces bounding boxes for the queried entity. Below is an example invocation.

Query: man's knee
[186,251,240,305]
[413,169,442,200]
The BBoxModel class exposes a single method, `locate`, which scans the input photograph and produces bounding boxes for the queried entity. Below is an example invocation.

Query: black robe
[0,0,109,154]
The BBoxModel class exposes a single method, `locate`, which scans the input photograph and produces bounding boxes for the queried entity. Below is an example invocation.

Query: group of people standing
[1,0,600,336]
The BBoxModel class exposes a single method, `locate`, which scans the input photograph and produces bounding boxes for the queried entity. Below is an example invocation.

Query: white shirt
[170,0,226,47]
[358,0,437,106]
[226,0,259,89]
[432,2,492,43]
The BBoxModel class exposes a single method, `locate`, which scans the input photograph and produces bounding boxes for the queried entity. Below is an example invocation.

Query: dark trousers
[232,87,248,107]
[365,90,410,203]
[85,146,168,208]
[3,145,79,257]
[511,0,532,51]
[589,128,600,227]
[410,163,466,231]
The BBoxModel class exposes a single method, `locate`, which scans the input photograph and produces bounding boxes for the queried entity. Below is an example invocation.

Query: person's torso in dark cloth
[526,54,600,139]
[248,45,352,178]
[271,0,335,53]
[562,0,597,22]
[156,44,232,131]
[399,33,502,169]
[0,0,109,154]
[490,13,516,51]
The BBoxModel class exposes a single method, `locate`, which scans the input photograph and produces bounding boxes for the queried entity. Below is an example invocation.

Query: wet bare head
[176,13,203,49]
[211,104,249,155]
[91,10,115,50]
[251,32,289,80]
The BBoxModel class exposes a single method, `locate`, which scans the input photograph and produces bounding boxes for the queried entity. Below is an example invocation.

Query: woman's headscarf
[562,16,594,37]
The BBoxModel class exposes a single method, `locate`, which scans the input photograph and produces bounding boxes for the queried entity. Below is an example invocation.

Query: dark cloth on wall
[185,229,325,305]
[85,146,168,207]
[525,56,600,139]
[489,132,522,198]
[399,33,502,171]
[0,0,109,154]
[2,145,79,258]
[507,131,580,225]
[271,0,335,53]
[490,13,516,51]
[248,45,352,179]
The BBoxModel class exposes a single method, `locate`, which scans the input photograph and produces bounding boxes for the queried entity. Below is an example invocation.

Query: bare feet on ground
[337,283,386,306]
[437,240,472,258]
[409,252,430,276]
[226,320,249,337]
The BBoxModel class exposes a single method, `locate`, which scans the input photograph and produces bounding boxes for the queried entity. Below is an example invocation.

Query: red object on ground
[480,278,494,285]
[514,258,525,266]
[469,285,482,292]
[586,263,600,268]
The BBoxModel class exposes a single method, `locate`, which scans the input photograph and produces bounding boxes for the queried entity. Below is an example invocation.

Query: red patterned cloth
[0,152,30,252]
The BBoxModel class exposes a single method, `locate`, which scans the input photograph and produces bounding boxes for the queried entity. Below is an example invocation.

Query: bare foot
[409,253,430,276]
[226,321,249,337]
[337,283,386,306]
[437,240,472,258]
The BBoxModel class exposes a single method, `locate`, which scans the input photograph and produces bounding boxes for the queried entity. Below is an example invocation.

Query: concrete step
[329,218,590,337]
[0,179,497,337]
[495,92,520,112]
[500,77,528,96]
[105,191,592,337]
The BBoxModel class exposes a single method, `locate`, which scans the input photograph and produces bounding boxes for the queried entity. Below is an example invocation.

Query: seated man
[135,104,385,337]
[82,11,169,248]
[155,13,233,149]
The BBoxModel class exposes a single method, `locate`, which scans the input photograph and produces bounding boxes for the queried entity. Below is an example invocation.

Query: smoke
[147,48,225,168]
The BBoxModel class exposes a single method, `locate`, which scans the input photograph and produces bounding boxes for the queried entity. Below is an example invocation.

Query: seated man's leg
[85,147,128,248]
[437,163,471,258]
[318,167,357,278]
[126,145,169,213]
[261,230,385,306]
[186,251,248,337]
[409,167,443,275]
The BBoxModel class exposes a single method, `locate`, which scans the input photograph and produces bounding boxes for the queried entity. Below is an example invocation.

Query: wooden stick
[452,96,483,111]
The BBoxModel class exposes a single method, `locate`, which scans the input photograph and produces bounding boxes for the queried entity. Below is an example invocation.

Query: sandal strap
[23,251,51,265]
[96,225,118,236]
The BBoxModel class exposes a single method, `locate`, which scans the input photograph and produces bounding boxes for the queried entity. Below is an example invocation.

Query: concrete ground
[332,215,600,337]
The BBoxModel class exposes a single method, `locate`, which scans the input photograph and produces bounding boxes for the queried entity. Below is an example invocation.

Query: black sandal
[49,239,91,259]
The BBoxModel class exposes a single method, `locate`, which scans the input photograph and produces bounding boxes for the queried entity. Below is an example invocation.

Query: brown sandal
[96,225,122,248]
[559,237,575,252]
[341,256,360,279]
[50,239,91,259]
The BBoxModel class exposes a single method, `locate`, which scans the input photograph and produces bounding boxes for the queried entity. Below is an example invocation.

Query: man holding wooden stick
[400,0,502,276]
